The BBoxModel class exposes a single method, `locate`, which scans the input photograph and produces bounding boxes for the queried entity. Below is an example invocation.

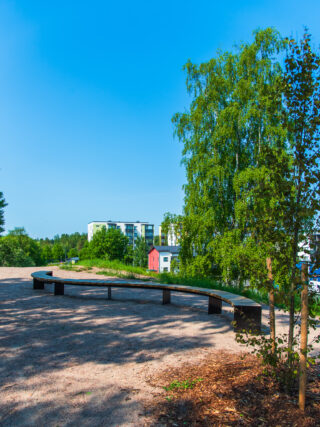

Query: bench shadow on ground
[0,278,233,380]
[0,277,238,425]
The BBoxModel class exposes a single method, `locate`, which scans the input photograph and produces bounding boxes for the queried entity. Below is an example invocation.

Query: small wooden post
[162,289,171,304]
[54,283,64,295]
[33,278,44,290]
[299,262,308,412]
[108,286,112,300]
[208,296,222,314]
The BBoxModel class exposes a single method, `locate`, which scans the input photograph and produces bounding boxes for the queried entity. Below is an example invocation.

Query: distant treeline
[0,227,87,267]
[38,232,88,262]
[0,226,150,268]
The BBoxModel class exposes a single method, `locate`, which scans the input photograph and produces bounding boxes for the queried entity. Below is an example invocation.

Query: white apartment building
[298,233,320,262]
[88,221,154,247]
[158,224,179,246]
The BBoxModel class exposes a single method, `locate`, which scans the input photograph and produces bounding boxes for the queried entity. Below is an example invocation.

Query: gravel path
[0,267,319,426]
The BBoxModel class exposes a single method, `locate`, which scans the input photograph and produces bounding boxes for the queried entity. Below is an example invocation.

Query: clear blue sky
[1,0,320,238]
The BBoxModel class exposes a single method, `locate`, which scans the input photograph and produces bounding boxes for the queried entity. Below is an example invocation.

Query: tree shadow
[0,277,236,425]
[149,361,320,426]
[1,385,147,427]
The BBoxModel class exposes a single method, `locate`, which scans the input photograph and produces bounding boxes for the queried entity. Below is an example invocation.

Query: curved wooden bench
[31,271,261,332]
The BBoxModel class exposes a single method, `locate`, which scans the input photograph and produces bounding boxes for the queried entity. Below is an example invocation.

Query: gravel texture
[0,266,319,426]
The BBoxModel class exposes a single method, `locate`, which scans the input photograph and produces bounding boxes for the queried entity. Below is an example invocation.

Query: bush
[0,228,43,266]
[88,227,130,261]
[0,239,36,267]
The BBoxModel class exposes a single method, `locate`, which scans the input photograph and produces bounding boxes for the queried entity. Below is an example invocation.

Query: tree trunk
[299,262,308,412]
[288,222,299,363]
[266,257,276,354]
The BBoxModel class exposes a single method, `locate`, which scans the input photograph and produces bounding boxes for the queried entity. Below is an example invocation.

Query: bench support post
[54,283,64,296]
[33,278,44,290]
[208,296,222,314]
[233,306,261,333]
[163,289,171,304]
[108,286,112,300]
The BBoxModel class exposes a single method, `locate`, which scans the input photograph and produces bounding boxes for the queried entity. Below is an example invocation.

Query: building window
[163,257,168,262]
[163,267,168,272]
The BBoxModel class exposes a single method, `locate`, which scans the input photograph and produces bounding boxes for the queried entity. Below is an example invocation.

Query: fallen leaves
[146,351,320,426]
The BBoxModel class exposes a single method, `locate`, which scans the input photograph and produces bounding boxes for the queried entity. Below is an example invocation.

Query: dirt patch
[1,267,319,426]
[146,351,320,426]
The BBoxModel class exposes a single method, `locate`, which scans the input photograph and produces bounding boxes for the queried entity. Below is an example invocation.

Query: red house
[148,246,180,273]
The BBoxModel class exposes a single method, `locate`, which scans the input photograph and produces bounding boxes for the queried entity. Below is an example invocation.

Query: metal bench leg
[108,286,112,300]
[208,296,222,314]
[54,283,64,295]
[233,306,261,333]
[163,289,171,304]
[33,278,44,290]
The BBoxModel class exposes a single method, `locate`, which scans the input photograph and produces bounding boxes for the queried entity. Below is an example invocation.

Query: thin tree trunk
[266,257,276,354]
[288,214,300,362]
[299,262,308,412]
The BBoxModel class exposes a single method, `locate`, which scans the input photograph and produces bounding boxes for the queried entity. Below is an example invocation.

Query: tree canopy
[83,226,130,261]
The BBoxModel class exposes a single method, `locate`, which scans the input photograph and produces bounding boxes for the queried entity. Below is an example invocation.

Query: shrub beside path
[0,267,319,426]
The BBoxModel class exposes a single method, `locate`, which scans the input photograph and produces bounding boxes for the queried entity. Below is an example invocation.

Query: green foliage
[170,257,179,273]
[0,192,7,235]
[173,28,286,278]
[153,235,160,245]
[161,212,183,244]
[67,248,78,258]
[78,258,158,277]
[0,227,43,266]
[158,272,270,305]
[133,236,148,267]
[79,241,91,260]
[236,324,319,392]
[163,378,203,392]
[123,244,133,265]
[282,31,320,353]
[37,232,87,263]
[0,239,35,266]
[41,245,53,263]
[52,243,65,261]
[89,226,129,261]
[95,270,141,280]
[162,28,320,399]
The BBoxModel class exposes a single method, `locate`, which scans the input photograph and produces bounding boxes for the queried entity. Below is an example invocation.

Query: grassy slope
[75,259,269,305]
[78,258,158,277]
[158,272,270,305]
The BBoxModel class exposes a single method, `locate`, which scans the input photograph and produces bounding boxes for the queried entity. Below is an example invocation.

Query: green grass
[158,272,270,306]
[60,260,320,315]
[78,259,158,278]
[95,270,145,280]
[163,378,203,392]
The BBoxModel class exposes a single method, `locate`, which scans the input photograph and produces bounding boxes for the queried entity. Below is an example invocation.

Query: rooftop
[88,221,151,224]
[150,245,180,254]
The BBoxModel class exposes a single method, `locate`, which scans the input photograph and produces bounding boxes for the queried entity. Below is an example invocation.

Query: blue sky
[1,0,320,238]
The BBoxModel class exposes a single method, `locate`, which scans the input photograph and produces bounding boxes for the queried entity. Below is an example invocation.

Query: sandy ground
[0,267,319,426]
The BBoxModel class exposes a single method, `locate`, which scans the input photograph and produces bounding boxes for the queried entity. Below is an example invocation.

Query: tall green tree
[231,145,292,351]
[42,245,53,263]
[52,243,65,261]
[0,192,7,235]
[133,236,148,267]
[173,28,286,279]
[282,30,320,357]
[89,226,129,261]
